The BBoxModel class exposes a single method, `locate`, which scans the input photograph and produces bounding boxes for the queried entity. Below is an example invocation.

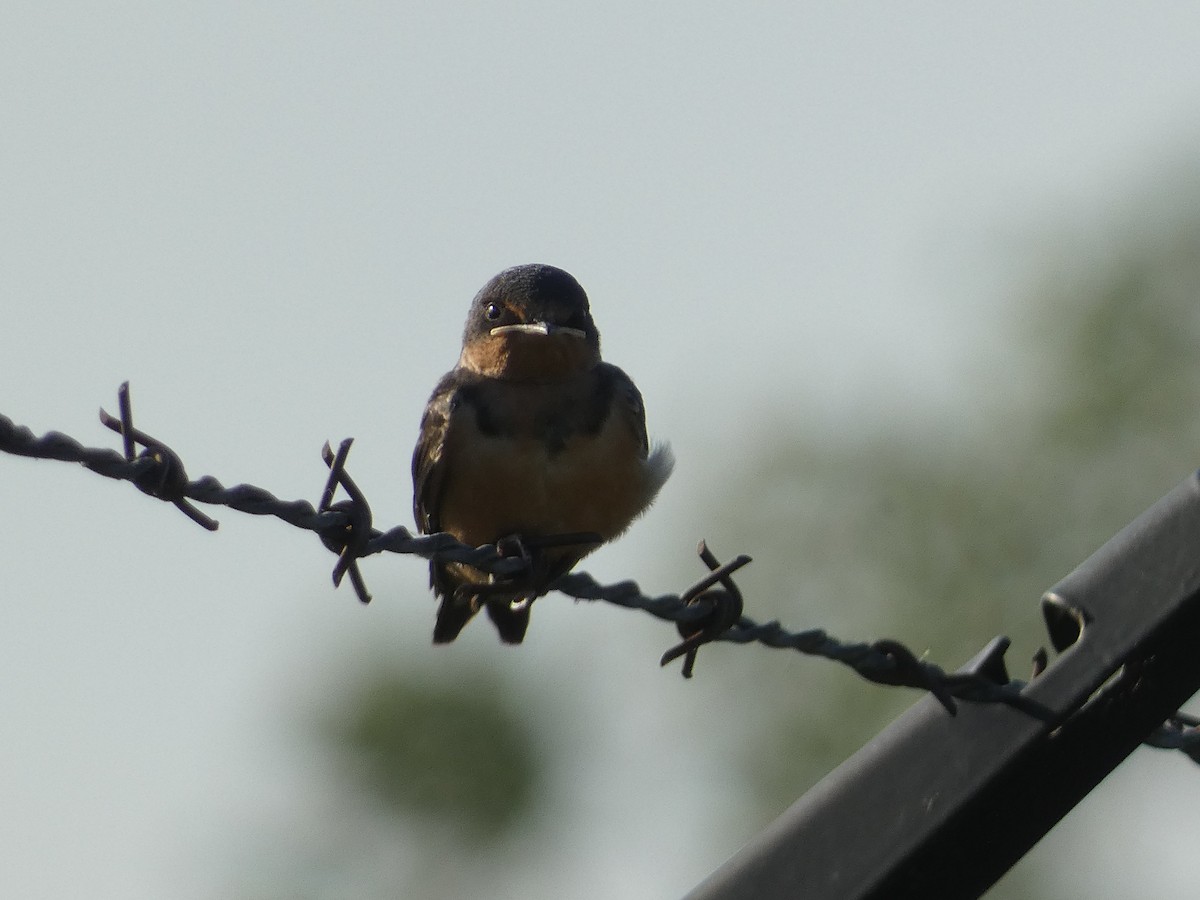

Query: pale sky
[5,4,1200,898]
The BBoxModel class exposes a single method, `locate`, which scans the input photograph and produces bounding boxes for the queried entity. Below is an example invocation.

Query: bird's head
[459,264,601,380]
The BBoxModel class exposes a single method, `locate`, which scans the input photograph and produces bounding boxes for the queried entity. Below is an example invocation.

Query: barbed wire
[1145,713,1200,762]
[4,383,1192,742]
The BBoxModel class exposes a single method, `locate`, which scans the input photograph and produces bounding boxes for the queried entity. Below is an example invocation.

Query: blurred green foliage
[323,668,541,837]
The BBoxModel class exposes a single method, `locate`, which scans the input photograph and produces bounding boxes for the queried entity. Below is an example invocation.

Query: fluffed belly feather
[438,420,657,550]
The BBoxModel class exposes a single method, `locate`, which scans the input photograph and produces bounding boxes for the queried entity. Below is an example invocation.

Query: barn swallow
[412,264,674,644]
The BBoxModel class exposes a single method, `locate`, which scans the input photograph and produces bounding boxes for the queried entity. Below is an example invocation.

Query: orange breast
[437,408,652,550]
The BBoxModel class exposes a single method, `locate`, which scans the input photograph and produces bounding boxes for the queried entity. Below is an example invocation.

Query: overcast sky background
[5,4,1200,898]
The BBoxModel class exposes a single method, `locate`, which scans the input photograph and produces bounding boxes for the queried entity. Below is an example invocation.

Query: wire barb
[318,439,373,603]
[660,542,750,678]
[97,382,219,531]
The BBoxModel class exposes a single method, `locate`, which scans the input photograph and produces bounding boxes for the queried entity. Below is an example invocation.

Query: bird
[412,264,674,644]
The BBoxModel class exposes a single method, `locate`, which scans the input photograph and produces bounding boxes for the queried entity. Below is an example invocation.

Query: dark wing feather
[411,371,458,535]
[597,362,650,456]
[411,370,529,644]
[411,371,466,612]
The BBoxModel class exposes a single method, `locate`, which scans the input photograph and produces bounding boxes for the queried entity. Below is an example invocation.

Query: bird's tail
[485,600,531,644]
[432,597,479,644]
[432,596,531,644]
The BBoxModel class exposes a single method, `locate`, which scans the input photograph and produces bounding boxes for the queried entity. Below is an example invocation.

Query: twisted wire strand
[0,407,1150,723]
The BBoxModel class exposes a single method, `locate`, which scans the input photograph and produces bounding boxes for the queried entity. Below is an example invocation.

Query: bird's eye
[485,303,503,321]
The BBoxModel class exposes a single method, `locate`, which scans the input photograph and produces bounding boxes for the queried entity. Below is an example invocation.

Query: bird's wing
[412,371,528,643]
[597,362,650,456]
[597,362,675,500]
[411,370,460,535]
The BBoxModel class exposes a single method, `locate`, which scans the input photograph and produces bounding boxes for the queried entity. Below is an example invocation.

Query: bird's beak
[490,322,587,339]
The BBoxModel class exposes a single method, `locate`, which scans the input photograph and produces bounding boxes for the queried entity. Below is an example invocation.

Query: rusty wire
[0,383,1071,716]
